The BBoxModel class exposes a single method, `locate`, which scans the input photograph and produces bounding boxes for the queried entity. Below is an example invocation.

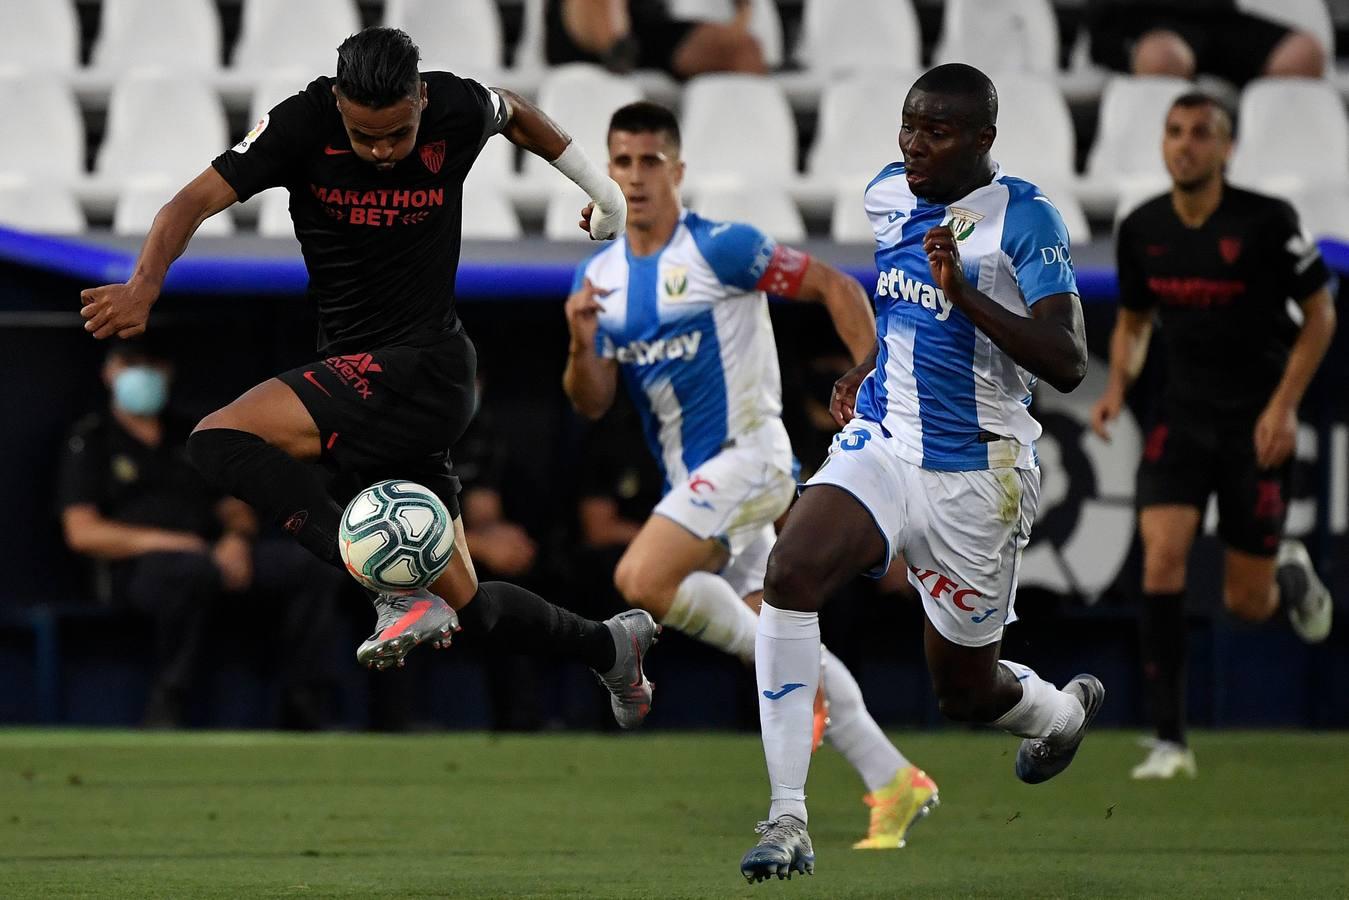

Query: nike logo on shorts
[762,683,807,700]
[302,370,333,396]
[324,146,352,155]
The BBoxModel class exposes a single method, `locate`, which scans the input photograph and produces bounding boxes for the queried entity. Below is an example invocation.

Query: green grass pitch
[1,729,1345,898]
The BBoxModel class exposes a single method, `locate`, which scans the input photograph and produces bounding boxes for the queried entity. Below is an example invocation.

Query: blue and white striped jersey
[855,162,1078,471]
[573,210,794,486]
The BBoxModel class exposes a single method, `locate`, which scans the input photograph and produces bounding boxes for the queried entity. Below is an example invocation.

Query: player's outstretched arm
[782,256,876,365]
[925,225,1087,393]
[1091,306,1153,440]
[562,278,620,419]
[79,167,238,339]
[492,88,626,240]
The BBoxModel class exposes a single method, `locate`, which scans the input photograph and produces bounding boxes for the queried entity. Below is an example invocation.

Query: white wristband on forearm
[550,141,626,240]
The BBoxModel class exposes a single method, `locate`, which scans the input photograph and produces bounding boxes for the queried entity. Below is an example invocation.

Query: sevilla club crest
[419,140,446,174]
[1218,236,1242,265]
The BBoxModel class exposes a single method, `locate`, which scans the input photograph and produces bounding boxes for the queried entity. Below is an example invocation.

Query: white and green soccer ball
[338,480,455,593]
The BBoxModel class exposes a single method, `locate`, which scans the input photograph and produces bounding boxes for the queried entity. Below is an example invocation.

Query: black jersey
[1116,184,1330,418]
[212,72,508,356]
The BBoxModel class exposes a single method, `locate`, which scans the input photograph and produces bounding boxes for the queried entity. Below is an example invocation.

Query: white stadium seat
[0,75,85,180]
[797,0,920,74]
[257,188,294,238]
[1238,0,1335,60]
[249,69,313,125]
[97,73,230,182]
[93,0,223,73]
[514,0,548,71]
[935,0,1059,75]
[1229,78,1349,195]
[0,177,84,234]
[992,74,1075,187]
[385,0,504,77]
[830,184,874,244]
[1081,76,1191,215]
[1112,179,1171,231]
[667,0,785,69]
[114,177,235,236]
[682,75,796,185]
[694,184,806,243]
[0,0,78,72]
[522,65,642,182]
[233,0,360,75]
[808,69,912,187]
[1287,184,1349,242]
[461,183,523,240]
[544,186,593,242]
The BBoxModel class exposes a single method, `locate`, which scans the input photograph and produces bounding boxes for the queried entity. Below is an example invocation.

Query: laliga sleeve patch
[231,114,269,154]
[754,244,811,296]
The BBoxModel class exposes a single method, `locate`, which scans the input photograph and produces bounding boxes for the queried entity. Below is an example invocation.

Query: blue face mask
[112,366,169,416]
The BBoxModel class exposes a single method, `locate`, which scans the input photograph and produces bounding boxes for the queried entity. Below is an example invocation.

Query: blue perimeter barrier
[4,225,1348,301]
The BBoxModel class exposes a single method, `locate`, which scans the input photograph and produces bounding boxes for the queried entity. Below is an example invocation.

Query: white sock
[992,660,1084,739]
[661,571,758,665]
[757,602,820,824]
[820,646,909,792]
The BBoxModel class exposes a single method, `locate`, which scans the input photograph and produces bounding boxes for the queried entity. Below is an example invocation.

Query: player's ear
[418,79,428,110]
[977,124,996,155]
[673,158,686,188]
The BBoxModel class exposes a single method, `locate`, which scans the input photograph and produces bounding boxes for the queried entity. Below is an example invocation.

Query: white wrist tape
[550,141,623,211]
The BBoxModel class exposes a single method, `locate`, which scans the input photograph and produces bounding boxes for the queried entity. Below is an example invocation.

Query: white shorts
[653,442,795,598]
[805,418,1041,648]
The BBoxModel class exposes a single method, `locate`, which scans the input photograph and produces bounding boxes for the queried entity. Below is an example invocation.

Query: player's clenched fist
[564,278,610,350]
[923,225,966,297]
[578,200,627,241]
[80,281,159,340]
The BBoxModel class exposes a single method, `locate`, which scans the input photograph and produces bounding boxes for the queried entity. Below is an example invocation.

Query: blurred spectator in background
[1086,0,1326,84]
[57,339,343,729]
[546,0,766,77]
[453,376,546,731]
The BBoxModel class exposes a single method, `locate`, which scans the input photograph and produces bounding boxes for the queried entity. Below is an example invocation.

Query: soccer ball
[338,480,455,593]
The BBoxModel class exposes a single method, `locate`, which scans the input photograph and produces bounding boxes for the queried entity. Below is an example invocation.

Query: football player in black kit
[78,27,659,729]
[1092,92,1336,779]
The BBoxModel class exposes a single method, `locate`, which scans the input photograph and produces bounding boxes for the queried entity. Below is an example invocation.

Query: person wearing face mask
[56,339,344,728]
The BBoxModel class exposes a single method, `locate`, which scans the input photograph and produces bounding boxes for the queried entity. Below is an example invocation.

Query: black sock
[457,581,616,672]
[187,428,344,568]
[1140,591,1187,745]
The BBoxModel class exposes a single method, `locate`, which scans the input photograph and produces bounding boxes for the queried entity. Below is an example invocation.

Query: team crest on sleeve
[231,114,269,154]
[662,266,689,300]
[419,140,446,174]
[942,206,983,242]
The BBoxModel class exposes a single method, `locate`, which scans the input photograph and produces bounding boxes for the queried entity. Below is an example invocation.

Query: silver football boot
[593,609,660,729]
[356,588,459,669]
[740,815,815,883]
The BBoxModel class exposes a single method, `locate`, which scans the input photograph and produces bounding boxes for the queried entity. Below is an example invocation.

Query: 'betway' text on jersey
[856,163,1078,471]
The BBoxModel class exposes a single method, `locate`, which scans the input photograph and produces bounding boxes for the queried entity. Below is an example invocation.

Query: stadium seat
[1112,179,1171,231]
[1032,179,1092,245]
[1229,78,1349,195]
[522,65,642,183]
[0,0,78,72]
[694,184,806,242]
[114,177,235,237]
[514,0,548,71]
[92,0,223,73]
[385,0,504,77]
[97,73,230,182]
[249,69,313,125]
[0,74,85,181]
[1287,184,1349,242]
[233,0,360,75]
[1080,76,1191,215]
[462,183,524,240]
[544,186,593,242]
[807,69,912,188]
[666,0,785,69]
[1237,0,1335,60]
[935,0,1059,75]
[992,74,1075,187]
[0,176,84,234]
[830,184,874,244]
[797,0,920,74]
[256,188,293,238]
[682,75,796,186]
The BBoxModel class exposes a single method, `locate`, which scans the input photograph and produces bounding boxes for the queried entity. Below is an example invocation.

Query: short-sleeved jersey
[212,72,507,355]
[855,163,1078,471]
[572,211,796,487]
[1117,184,1330,417]
[56,412,221,538]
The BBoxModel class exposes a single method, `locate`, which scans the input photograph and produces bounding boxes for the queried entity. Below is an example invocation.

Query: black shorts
[1136,413,1291,556]
[544,0,698,75]
[1090,9,1291,87]
[278,326,477,519]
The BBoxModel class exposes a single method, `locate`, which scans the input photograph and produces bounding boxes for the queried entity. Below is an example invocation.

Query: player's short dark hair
[1170,91,1236,138]
[608,101,681,151]
[909,63,998,128]
[335,27,422,108]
